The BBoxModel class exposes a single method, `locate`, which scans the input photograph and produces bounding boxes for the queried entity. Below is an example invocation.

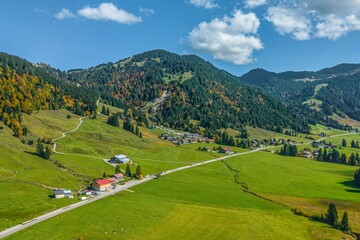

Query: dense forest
[0,53,99,136]
[66,50,310,134]
[238,65,360,130]
[3,50,359,138]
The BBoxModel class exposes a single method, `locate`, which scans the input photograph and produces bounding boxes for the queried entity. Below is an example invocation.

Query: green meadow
[0,113,83,231]
[2,107,360,239]
[224,151,360,232]
[6,160,346,240]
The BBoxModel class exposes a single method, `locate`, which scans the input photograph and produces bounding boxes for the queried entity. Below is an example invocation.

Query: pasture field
[53,116,239,175]
[225,151,360,232]
[246,126,321,142]
[0,117,83,231]
[6,159,346,240]
[22,109,80,140]
[0,108,236,231]
[2,106,359,238]
[309,124,348,136]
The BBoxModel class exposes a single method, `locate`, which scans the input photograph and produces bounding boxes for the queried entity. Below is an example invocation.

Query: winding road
[0,122,358,239]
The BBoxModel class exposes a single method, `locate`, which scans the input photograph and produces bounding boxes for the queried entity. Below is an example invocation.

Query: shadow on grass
[339,180,360,193]
[24,151,39,156]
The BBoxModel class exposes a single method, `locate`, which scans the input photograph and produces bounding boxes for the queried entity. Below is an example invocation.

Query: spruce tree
[101,105,106,114]
[103,172,106,178]
[340,211,351,232]
[327,203,338,227]
[318,148,323,161]
[125,164,132,177]
[115,165,121,174]
[36,142,44,158]
[354,168,360,187]
[135,125,140,136]
[323,149,328,161]
[43,146,51,160]
[342,139,347,147]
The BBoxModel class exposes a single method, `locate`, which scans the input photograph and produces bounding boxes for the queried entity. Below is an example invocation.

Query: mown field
[225,151,360,233]
[2,105,360,239]
[6,159,347,240]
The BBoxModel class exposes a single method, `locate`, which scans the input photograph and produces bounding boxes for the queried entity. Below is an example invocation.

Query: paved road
[1,130,358,239]
[0,176,154,239]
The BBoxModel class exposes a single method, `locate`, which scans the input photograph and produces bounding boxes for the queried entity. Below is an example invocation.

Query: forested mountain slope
[65,50,310,133]
[239,64,360,129]
[0,53,98,136]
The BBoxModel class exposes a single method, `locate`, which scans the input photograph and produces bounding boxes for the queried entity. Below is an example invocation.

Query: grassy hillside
[6,160,346,240]
[225,151,360,232]
[0,113,83,231]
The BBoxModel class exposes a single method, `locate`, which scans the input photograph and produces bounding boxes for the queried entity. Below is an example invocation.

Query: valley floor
[1,108,360,239]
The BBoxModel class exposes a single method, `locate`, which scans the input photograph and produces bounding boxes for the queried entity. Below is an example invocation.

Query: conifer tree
[327,203,338,227]
[43,146,51,160]
[354,168,360,187]
[342,139,347,147]
[125,164,132,177]
[340,211,351,232]
[115,165,121,174]
[36,142,44,157]
[135,125,140,136]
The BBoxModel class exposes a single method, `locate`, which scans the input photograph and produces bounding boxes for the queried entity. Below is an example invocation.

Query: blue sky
[1,0,360,76]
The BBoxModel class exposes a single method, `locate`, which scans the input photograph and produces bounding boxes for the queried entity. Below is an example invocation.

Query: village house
[108,177,118,187]
[300,148,314,158]
[92,179,111,192]
[219,147,232,154]
[53,189,73,199]
[109,154,130,164]
[113,173,124,181]
[312,141,320,148]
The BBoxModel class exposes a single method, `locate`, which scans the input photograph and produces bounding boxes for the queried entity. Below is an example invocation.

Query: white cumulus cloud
[265,0,360,40]
[78,3,142,24]
[189,10,263,64]
[245,0,267,8]
[315,14,360,40]
[55,9,75,20]
[266,6,311,40]
[187,0,219,9]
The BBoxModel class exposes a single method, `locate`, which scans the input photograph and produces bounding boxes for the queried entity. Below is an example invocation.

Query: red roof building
[92,179,111,191]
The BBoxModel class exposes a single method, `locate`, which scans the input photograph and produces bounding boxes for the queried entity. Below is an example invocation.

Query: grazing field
[6,160,345,240]
[224,151,360,232]
[309,124,348,136]
[0,118,83,231]
[2,106,359,239]
[0,108,234,231]
[53,116,232,175]
[332,113,360,129]
[246,126,321,142]
[22,109,80,140]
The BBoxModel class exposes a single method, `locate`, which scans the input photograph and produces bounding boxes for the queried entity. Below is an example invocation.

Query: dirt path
[52,117,85,154]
